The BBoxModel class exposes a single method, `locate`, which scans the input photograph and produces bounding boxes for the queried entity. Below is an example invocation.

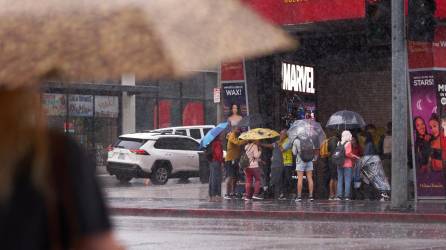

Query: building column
[122,74,136,134]
[391,0,408,208]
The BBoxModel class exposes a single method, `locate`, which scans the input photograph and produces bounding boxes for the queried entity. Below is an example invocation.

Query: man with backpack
[292,136,316,202]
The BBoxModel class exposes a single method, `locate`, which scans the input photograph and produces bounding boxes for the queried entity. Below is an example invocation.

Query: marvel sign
[281,63,315,94]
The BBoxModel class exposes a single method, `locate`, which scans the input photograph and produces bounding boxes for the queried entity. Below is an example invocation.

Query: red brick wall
[317,71,392,128]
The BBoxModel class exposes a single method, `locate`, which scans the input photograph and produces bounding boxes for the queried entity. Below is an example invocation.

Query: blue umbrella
[199,122,229,149]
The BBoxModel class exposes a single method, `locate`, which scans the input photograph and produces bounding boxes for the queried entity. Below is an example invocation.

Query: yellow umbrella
[239,128,279,141]
[0,0,296,88]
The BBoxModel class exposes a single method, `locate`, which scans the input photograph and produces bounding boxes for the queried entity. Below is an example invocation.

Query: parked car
[106,132,202,184]
[150,125,215,142]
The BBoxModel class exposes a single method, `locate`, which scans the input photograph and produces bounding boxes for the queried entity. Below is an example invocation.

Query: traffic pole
[391,0,409,208]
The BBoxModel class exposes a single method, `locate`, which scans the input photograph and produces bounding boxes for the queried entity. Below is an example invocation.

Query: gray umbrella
[326,110,366,130]
[287,119,326,148]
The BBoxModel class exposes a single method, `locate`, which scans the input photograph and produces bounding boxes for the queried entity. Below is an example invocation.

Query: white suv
[106,132,202,185]
[151,125,214,142]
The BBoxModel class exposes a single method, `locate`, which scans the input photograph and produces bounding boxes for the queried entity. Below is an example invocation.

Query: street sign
[214,88,221,103]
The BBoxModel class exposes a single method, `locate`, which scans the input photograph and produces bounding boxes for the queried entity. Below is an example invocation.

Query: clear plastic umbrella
[326,110,366,130]
[287,119,325,148]
[359,155,391,192]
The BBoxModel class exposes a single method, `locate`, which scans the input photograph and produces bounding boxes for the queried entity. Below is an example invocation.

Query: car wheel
[116,175,132,184]
[151,164,169,185]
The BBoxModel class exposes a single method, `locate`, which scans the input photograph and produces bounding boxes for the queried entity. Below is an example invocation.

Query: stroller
[353,155,391,201]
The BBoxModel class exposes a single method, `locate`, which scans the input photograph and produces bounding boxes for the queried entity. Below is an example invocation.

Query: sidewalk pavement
[101,176,446,223]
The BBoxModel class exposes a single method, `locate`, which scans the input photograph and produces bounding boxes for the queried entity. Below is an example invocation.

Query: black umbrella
[238,114,265,129]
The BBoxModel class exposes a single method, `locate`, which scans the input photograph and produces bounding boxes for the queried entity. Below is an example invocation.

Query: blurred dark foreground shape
[0,0,296,249]
[0,89,124,249]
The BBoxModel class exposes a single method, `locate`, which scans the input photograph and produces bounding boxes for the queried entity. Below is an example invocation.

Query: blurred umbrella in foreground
[0,0,296,88]
[239,128,279,141]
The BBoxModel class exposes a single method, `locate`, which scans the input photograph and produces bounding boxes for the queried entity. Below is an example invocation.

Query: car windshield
[114,138,147,150]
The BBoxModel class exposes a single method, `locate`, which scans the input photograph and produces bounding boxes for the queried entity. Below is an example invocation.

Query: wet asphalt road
[102,175,446,249]
[114,216,446,250]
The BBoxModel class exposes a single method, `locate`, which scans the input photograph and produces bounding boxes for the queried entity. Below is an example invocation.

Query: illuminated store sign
[281,63,315,94]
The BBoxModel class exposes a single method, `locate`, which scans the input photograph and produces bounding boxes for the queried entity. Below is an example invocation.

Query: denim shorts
[224,160,239,178]
[296,161,313,172]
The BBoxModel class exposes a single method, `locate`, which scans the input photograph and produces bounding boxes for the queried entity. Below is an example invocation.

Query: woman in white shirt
[244,140,263,201]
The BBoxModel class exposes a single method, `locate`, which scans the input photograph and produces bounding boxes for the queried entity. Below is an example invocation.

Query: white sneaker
[252,195,264,200]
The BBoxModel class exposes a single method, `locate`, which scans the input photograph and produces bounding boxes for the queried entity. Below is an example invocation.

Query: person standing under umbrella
[208,133,225,202]
[280,129,294,198]
[336,130,360,201]
[292,136,316,202]
[261,130,290,200]
[327,131,340,200]
[224,126,246,200]
[244,140,263,201]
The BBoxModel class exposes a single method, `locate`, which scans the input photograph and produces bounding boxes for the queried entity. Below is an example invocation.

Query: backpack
[331,142,347,166]
[298,138,315,163]
[239,144,254,170]
[319,139,330,158]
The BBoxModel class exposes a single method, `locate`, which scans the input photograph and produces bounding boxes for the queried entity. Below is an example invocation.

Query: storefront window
[68,94,94,146]
[136,96,157,131]
[42,93,120,167]
[42,93,67,132]
[137,73,218,129]
[94,96,119,166]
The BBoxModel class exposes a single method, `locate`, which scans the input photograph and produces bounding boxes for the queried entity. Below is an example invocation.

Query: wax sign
[220,60,249,117]
[221,82,248,117]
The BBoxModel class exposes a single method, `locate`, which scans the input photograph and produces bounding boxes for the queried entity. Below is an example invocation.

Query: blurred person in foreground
[0,88,122,250]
